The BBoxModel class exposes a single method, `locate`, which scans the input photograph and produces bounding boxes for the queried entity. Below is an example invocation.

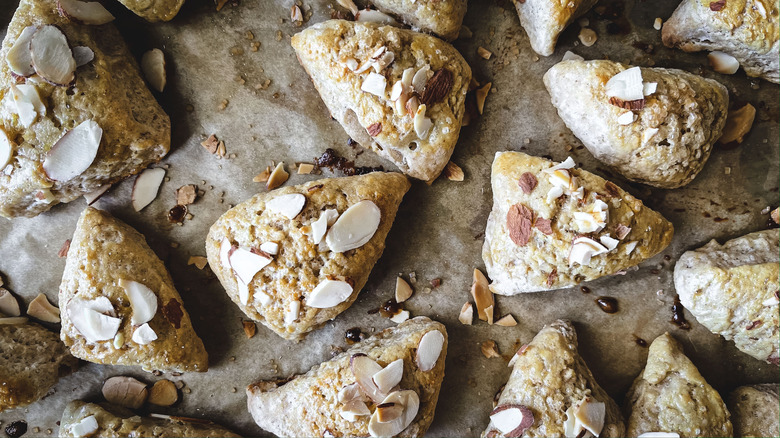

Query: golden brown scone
[544,60,729,188]
[482,320,625,437]
[59,401,241,437]
[115,0,185,22]
[59,207,208,373]
[674,229,779,365]
[0,318,78,412]
[728,384,780,438]
[512,0,598,56]
[291,20,471,182]
[662,0,779,83]
[625,333,732,437]
[0,0,170,218]
[360,0,468,40]
[246,317,447,437]
[206,172,410,340]
[482,152,674,294]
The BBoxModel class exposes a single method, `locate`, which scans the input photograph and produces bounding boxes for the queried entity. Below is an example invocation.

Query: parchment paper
[1,0,778,435]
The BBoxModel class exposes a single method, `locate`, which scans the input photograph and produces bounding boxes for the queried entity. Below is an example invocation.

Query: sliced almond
[719,103,756,144]
[119,279,158,325]
[338,383,366,404]
[265,193,306,219]
[444,161,464,181]
[310,208,338,245]
[368,390,419,437]
[413,104,433,139]
[284,299,300,325]
[0,288,20,317]
[69,299,121,343]
[395,277,413,303]
[481,340,500,358]
[132,322,157,345]
[30,25,76,86]
[69,415,99,437]
[11,83,46,128]
[350,354,386,403]
[0,317,28,325]
[266,162,289,190]
[187,256,208,270]
[390,309,410,323]
[229,247,272,285]
[307,279,353,308]
[605,67,644,102]
[490,404,534,436]
[26,293,60,323]
[219,238,233,269]
[771,208,780,224]
[372,358,403,394]
[485,304,494,325]
[495,314,517,327]
[569,236,609,266]
[361,72,387,97]
[340,399,371,421]
[412,65,430,95]
[477,46,492,60]
[416,330,444,371]
[470,268,493,322]
[376,402,404,423]
[102,376,148,409]
[336,0,359,15]
[326,200,381,252]
[73,46,94,67]
[476,82,491,115]
[355,9,399,26]
[148,379,178,406]
[132,167,166,211]
[57,0,115,25]
[297,162,314,174]
[458,302,473,325]
[290,4,303,23]
[562,50,584,61]
[141,49,166,92]
[0,128,12,169]
[6,26,37,77]
[708,51,739,74]
[260,241,279,255]
[617,111,636,125]
[83,184,110,205]
[564,396,606,437]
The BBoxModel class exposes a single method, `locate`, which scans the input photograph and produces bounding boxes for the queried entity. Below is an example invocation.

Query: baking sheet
[1,0,778,435]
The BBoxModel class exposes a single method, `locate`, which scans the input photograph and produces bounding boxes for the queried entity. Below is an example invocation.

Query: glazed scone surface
[0,0,170,217]
[544,60,729,188]
[674,229,780,364]
[364,0,468,40]
[291,20,471,182]
[513,0,598,56]
[727,384,780,437]
[482,151,674,294]
[116,0,186,22]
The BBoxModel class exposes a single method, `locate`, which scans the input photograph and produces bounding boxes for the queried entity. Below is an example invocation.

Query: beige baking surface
[0,0,778,436]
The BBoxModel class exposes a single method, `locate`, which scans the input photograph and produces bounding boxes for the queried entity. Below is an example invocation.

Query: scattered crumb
[201,134,219,154]
[187,256,208,270]
[653,17,663,30]
[243,320,257,338]
[297,163,315,174]
[58,239,71,258]
[176,185,198,206]
[481,340,500,358]
[477,46,492,60]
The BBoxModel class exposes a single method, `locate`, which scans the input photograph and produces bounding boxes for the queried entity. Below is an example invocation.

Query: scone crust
[115,0,185,21]
[727,384,780,438]
[544,60,729,188]
[513,0,598,56]
[246,317,447,438]
[625,332,732,437]
[59,207,208,373]
[483,151,674,294]
[206,172,410,340]
[291,20,471,182]
[674,229,780,364]
[0,0,170,217]
[366,0,468,40]
[59,401,241,437]
[482,320,625,437]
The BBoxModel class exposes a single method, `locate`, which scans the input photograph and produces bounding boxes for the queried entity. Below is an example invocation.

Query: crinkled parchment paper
[0,0,778,435]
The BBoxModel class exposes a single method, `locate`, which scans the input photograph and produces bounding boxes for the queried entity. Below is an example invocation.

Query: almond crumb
[216,140,226,157]
[187,256,208,270]
[495,314,517,327]
[772,208,779,224]
[201,134,219,154]
[719,103,756,144]
[290,5,303,25]
[297,163,314,174]
[459,302,473,325]
[477,46,492,60]
[176,185,197,206]
[481,340,500,358]
[476,82,492,115]
[470,268,494,322]
[267,162,289,190]
[444,161,464,181]
[253,167,272,183]
[58,239,71,258]
[243,320,257,338]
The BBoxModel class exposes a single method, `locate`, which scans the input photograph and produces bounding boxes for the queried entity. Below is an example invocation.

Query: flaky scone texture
[513,0,597,56]
[0,0,170,217]
[662,0,779,83]
[625,333,732,437]
[482,320,625,437]
[206,172,410,340]
[292,20,471,182]
[483,152,674,294]
[116,0,185,22]
[247,317,447,437]
[364,0,468,40]
[60,401,241,437]
[60,207,208,373]
[728,384,780,438]
[544,60,728,188]
[0,320,78,412]
[674,229,779,365]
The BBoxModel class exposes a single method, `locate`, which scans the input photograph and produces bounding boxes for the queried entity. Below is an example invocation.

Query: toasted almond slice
[350,354,386,403]
[310,209,338,245]
[569,236,609,266]
[485,304,494,325]
[84,184,110,205]
[606,67,643,102]
[416,330,444,372]
[141,49,166,92]
[340,399,371,421]
[307,279,353,308]
[187,256,208,270]
[102,376,148,409]
[368,390,419,437]
[43,119,101,181]
[443,161,464,181]
[297,162,314,174]
[390,309,410,323]
[476,82,491,114]
[495,314,517,327]
[361,72,387,97]
[11,83,46,128]
[219,238,233,269]
[338,383,365,404]
[265,193,306,219]
[6,26,37,77]
[708,51,739,74]
[412,65,430,94]
[470,268,493,321]
[229,248,272,285]
[573,397,605,437]
[355,9,399,26]
[148,379,178,406]
[490,404,534,436]
[26,293,60,323]
[267,162,289,190]
[326,200,381,252]
[413,104,433,139]
[30,25,76,86]
[771,208,780,224]
[132,322,157,345]
[481,340,500,358]
[70,415,99,437]
[336,0,359,15]
[0,128,11,169]
[458,302,473,325]
[284,299,300,325]
[0,288,20,317]
[73,46,94,66]
[132,167,165,211]
[69,300,121,343]
[175,183,197,206]
[0,317,28,325]
[57,0,115,24]
[395,277,413,303]
[119,279,158,325]
[376,402,404,423]
[477,46,492,59]
[372,358,403,394]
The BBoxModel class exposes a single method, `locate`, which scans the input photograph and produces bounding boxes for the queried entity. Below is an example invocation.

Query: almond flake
[481,340,500,358]
[297,163,314,174]
[7,26,37,77]
[285,299,300,324]
[470,268,494,322]
[132,167,165,211]
[617,111,636,125]
[375,402,403,423]
[368,390,419,437]
[390,310,410,323]
[719,103,756,144]
[490,404,534,436]
[326,200,381,252]
[772,208,779,224]
[30,25,76,86]
[354,9,399,26]
[395,277,413,303]
[609,96,645,111]
[624,240,638,255]
[253,167,271,182]
[265,193,305,219]
[616,224,632,239]
[132,323,157,344]
[43,119,102,182]
[416,330,444,371]
[84,184,110,205]
[57,0,115,24]
[120,279,158,325]
[290,5,303,23]
[0,128,11,169]
[267,162,289,190]
[535,217,553,235]
[70,416,99,437]
[361,72,387,97]
[0,289,20,317]
[507,203,534,246]
[569,237,609,266]
[485,304,494,325]
[69,298,121,343]
[350,354,386,403]
[458,302,473,325]
[653,17,663,30]
[58,239,71,258]
[476,82,492,114]
[606,67,644,102]
[412,65,430,94]
[201,134,219,153]
[708,51,739,74]
[372,358,403,393]
[187,256,208,270]
[260,241,279,255]
[307,279,353,308]
[141,49,166,92]
[564,396,605,438]
[413,104,433,139]
[477,46,492,59]
[26,293,60,323]
[336,0,359,15]
[444,161,464,181]
[562,51,584,61]
[176,184,197,205]
[73,45,94,66]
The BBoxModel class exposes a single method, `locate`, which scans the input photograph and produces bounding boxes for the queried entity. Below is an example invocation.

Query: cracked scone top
[544,60,729,188]
[59,207,208,373]
[246,316,447,437]
[625,332,732,437]
[0,0,170,218]
[727,384,780,437]
[291,20,471,182]
[674,229,780,365]
[364,0,468,40]
[482,320,625,437]
[483,152,674,294]
[206,171,410,340]
[512,0,598,56]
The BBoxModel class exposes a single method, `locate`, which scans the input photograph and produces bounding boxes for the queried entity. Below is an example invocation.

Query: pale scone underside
[513,0,598,56]
[246,317,447,437]
[543,60,728,188]
[728,384,780,438]
[116,0,186,22]
[362,0,468,40]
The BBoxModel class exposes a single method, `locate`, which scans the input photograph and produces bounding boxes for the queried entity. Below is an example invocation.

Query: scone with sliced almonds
[291,20,471,183]
[60,401,241,437]
[482,320,625,437]
[115,0,185,22]
[482,152,674,295]
[625,332,732,437]
[59,207,208,373]
[356,0,468,40]
[0,0,170,218]
[0,317,78,412]
[674,229,779,365]
[206,172,410,340]
[728,384,780,437]
[512,0,598,56]
[247,316,447,437]
[544,60,729,188]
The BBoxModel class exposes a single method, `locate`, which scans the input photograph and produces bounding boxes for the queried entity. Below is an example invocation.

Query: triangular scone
[364,0,468,40]
[728,384,780,437]
[59,207,208,373]
[60,401,241,437]
[247,317,447,437]
[291,20,471,182]
[544,60,729,188]
[662,0,779,83]
[513,0,597,56]
[116,0,185,22]
[206,172,410,340]
[0,318,78,412]
[482,152,673,295]
[482,320,625,437]
[0,0,170,218]
[625,333,732,437]
[674,229,779,365]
